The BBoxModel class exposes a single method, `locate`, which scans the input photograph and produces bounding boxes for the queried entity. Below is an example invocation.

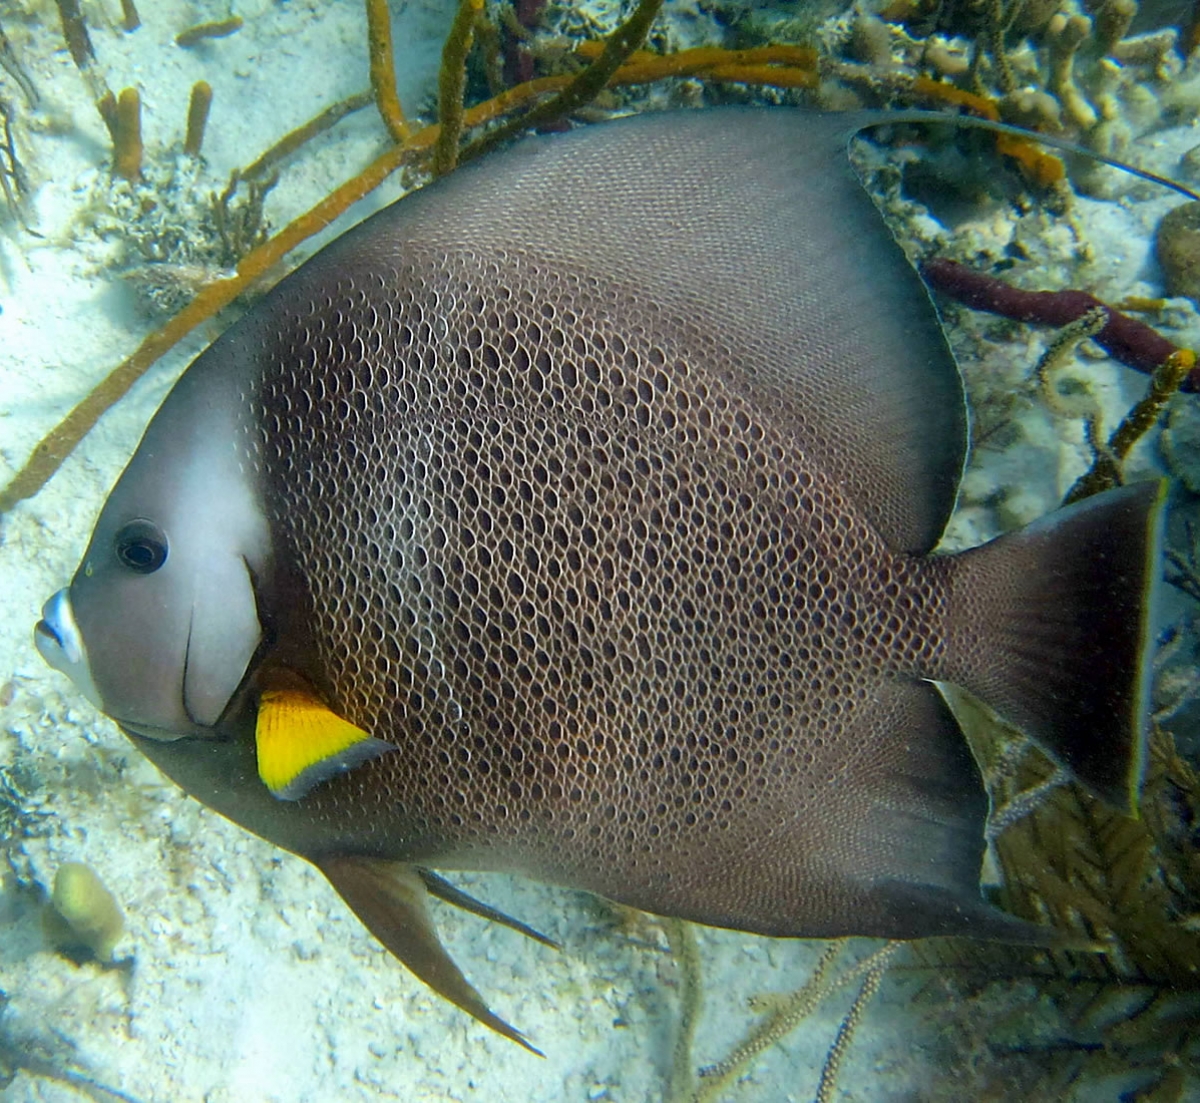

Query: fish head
[36,345,273,740]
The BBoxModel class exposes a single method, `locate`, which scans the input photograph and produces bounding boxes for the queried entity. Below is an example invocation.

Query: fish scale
[252,241,955,907]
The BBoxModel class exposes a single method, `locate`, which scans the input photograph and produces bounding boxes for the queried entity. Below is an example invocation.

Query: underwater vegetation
[3,0,1200,1100]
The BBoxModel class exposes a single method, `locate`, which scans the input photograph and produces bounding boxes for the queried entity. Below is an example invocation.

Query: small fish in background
[34,107,1165,1050]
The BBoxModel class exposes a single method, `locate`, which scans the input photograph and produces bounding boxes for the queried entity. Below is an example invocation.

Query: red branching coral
[921,258,1199,391]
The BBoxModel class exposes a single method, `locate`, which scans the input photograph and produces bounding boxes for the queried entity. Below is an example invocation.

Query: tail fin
[941,480,1167,815]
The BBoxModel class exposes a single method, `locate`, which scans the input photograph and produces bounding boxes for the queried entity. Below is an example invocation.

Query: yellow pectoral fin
[255,678,393,801]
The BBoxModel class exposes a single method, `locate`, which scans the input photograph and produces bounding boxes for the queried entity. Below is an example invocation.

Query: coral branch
[814,944,896,1103]
[1066,348,1195,502]
[0,98,31,232]
[1035,305,1109,419]
[432,0,484,176]
[366,0,410,143]
[54,0,109,106]
[175,18,244,49]
[694,943,844,1100]
[459,0,666,164]
[584,42,818,72]
[1047,12,1098,130]
[1108,348,1195,459]
[921,258,1199,388]
[599,44,819,90]
[502,0,544,86]
[120,0,140,34]
[0,23,38,108]
[663,918,701,1102]
[95,90,117,142]
[183,81,212,158]
[1094,0,1136,57]
[985,0,1016,94]
[241,91,373,182]
[54,0,95,73]
[112,87,143,182]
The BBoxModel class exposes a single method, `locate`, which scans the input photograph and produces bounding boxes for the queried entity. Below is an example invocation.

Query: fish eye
[114,519,169,575]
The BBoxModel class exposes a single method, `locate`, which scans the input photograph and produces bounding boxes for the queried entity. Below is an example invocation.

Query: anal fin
[845,681,1103,950]
[824,679,1048,942]
[316,855,542,1056]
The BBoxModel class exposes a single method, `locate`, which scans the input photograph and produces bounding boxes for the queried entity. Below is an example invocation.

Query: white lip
[35,588,103,710]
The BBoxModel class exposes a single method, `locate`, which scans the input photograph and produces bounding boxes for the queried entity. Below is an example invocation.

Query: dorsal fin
[314,107,968,555]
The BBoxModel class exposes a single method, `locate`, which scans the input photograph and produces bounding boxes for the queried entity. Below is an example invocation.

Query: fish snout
[35,589,103,708]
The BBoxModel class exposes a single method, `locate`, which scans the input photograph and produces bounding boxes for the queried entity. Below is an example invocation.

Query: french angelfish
[35,108,1165,1050]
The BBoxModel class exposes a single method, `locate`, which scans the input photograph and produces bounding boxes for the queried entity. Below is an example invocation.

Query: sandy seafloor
[0,1,1199,1101]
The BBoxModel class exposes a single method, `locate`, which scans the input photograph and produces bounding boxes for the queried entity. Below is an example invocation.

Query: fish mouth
[34,615,65,654]
[35,589,103,709]
[36,589,83,665]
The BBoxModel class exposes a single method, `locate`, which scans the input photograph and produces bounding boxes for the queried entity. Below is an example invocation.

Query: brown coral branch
[0,99,31,233]
[432,0,484,176]
[1047,12,1098,130]
[502,0,543,86]
[454,43,818,149]
[606,44,819,89]
[1094,0,1136,57]
[921,258,1199,388]
[112,87,143,182]
[54,0,95,73]
[1065,348,1195,502]
[240,91,374,183]
[458,0,666,164]
[1107,347,1194,459]
[54,0,110,107]
[986,0,1017,94]
[814,945,896,1103]
[585,42,818,73]
[366,0,410,143]
[95,91,117,142]
[663,918,701,1102]
[0,23,38,108]
[175,18,244,49]
[183,81,212,158]
[120,0,140,34]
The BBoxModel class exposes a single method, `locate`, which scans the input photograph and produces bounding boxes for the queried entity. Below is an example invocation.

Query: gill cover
[62,335,272,737]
